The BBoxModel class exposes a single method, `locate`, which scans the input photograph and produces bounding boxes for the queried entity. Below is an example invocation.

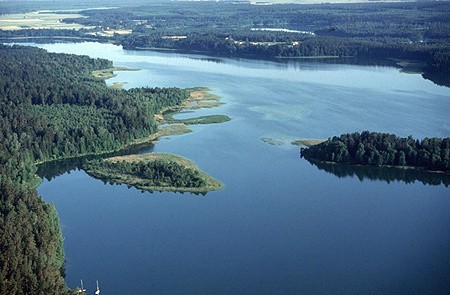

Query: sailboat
[78,279,86,294]
[95,280,100,295]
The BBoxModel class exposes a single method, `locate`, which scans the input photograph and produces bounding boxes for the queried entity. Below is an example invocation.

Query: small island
[163,113,231,125]
[84,153,224,194]
[300,131,450,173]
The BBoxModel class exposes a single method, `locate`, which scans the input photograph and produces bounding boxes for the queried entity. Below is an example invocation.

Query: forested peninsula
[300,131,450,173]
[0,44,204,293]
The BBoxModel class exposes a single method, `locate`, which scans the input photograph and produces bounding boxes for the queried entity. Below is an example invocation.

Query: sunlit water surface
[32,42,450,294]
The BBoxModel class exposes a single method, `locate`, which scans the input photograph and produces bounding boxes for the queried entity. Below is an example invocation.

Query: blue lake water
[34,42,450,294]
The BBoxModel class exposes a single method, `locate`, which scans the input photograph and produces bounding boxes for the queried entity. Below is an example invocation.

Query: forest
[0,44,190,293]
[2,1,448,76]
[300,131,450,172]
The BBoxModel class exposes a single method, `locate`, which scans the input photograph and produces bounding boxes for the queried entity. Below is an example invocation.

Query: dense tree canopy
[300,131,450,172]
[0,180,67,294]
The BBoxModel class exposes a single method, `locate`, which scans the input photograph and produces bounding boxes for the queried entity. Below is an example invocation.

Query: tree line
[300,131,450,172]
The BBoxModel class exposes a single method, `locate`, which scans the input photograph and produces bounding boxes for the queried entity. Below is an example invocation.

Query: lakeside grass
[92,67,140,80]
[85,153,224,194]
[163,113,231,125]
[292,139,326,147]
[170,87,224,111]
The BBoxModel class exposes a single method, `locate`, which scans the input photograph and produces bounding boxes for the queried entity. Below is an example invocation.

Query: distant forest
[1,1,449,78]
[301,131,450,172]
[0,44,189,293]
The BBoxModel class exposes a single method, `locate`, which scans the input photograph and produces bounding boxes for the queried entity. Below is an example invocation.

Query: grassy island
[300,131,450,173]
[84,153,223,194]
[163,113,231,125]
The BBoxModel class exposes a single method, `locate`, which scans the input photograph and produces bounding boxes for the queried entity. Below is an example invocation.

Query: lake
[34,42,450,294]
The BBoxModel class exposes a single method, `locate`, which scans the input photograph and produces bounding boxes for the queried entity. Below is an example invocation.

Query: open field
[0,10,94,30]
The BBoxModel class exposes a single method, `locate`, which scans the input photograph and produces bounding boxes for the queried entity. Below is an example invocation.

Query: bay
[35,42,450,294]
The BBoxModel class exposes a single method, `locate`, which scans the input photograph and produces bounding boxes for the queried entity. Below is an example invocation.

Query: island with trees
[300,131,450,173]
[84,153,223,194]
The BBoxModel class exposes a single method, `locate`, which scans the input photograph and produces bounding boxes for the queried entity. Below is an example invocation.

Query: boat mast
[79,279,86,294]
[95,280,100,295]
